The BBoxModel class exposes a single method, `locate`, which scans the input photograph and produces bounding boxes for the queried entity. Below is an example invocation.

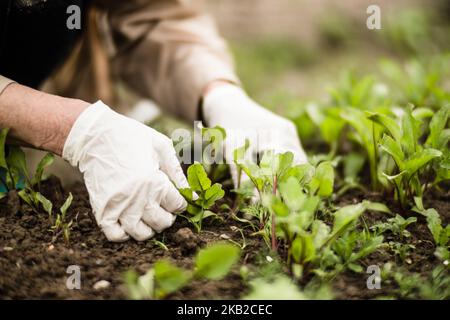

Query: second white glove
[202,84,308,188]
[63,101,188,242]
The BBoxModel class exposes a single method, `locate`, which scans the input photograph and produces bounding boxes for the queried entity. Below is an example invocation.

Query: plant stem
[371,123,379,191]
[271,175,278,251]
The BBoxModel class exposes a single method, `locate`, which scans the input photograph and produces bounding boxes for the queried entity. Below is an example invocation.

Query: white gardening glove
[63,101,188,242]
[202,84,308,188]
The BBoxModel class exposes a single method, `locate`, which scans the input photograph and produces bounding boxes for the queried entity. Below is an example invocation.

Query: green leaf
[124,270,142,300]
[60,192,73,217]
[436,129,450,151]
[362,200,392,214]
[36,192,52,216]
[32,153,54,186]
[7,146,29,181]
[367,112,402,142]
[243,276,305,300]
[282,163,315,186]
[204,183,224,208]
[179,187,194,202]
[135,270,155,300]
[279,176,304,211]
[311,220,331,248]
[291,234,316,264]
[190,210,218,223]
[187,162,211,192]
[382,170,407,182]
[426,105,449,149]
[403,148,442,177]
[310,161,334,196]
[401,107,420,155]
[276,152,294,178]
[319,115,345,146]
[0,128,10,169]
[343,153,365,180]
[263,194,290,217]
[412,107,434,120]
[186,203,202,216]
[194,243,240,280]
[154,260,191,298]
[18,189,34,207]
[259,151,276,176]
[421,208,444,246]
[351,235,384,261]
[241,161,265,191]
[328,203,365,245]
[379,135,405,169]
[348,263,364,273]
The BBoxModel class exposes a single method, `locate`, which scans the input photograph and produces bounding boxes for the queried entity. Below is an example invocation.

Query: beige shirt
[0,0,239,122]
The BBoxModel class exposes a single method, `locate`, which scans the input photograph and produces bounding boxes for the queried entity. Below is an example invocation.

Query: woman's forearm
[0,83,89,156]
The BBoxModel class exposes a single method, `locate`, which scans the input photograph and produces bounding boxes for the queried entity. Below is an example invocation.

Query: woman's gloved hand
[63,101,188,242]
[202,84,308,188]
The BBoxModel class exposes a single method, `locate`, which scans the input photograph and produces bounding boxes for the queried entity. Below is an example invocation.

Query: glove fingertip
[130,221,155,241]
[102,223,129,242]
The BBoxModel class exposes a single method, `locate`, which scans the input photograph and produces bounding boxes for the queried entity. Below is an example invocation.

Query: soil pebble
[172,227,202,254]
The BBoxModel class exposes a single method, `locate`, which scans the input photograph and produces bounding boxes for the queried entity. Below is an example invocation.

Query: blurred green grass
[155,3,450,138]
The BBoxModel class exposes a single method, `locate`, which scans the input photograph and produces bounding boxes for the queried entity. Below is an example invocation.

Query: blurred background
[203,0,450,108]
[149,0,450,131]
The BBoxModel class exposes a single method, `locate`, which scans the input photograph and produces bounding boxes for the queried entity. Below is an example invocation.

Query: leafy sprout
[178,162,225,232]
[124,242,240,300]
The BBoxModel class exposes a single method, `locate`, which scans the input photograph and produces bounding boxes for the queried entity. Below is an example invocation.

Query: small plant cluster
[124,242,240,299]
[290,57,449,211]
[234,149,388,279]
[179,145,389,281]
[174,109,447,299]
[0,128,74,243]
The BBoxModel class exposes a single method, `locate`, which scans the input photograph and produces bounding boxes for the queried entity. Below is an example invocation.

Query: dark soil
[0,176,448,300]
[330,188,450,299]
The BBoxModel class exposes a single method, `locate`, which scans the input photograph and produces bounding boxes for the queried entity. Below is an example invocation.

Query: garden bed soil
[0,177,448,299]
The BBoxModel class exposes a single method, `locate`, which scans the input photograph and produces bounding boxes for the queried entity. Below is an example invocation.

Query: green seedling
[329,229,384,274]
[388,265,450,300]
[242,274,334,300]
[243,275,306,300]
[263,169,386,278]
[387,241,415,263]
[50,193,74,244]
[328,73,389,111]
[340,107,387,190]
[336,152,366,196]
[371,214,417,239]
[124,242,240,300]
[380,56,450,108]
[368,105,446,208]
[178,162,225,232]
[234,147,333,251]
[413,198,449,261]
[0,133,55,213]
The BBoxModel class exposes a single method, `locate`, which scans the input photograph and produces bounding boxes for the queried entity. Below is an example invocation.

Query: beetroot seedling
[178,162,225,232]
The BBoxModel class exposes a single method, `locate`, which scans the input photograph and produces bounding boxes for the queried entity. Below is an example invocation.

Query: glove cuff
[202,84,247,124]
[62,100,110,166]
